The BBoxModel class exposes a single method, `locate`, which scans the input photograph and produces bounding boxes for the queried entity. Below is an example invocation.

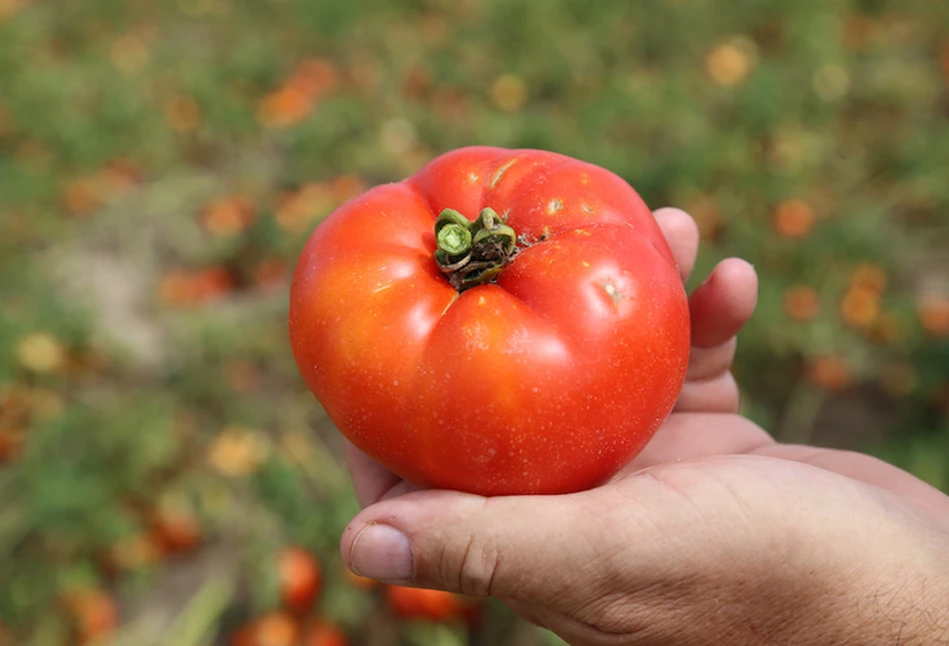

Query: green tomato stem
[433,207,519,291]
[436,223,473,257]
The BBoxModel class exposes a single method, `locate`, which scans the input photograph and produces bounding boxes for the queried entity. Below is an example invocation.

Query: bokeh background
[2,0,949,644]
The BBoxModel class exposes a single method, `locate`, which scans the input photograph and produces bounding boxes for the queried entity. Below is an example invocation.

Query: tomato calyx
[434,207,518,291]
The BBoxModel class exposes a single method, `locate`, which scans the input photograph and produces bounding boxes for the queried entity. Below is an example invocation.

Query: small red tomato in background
[342,566,378,591]
[289,146,690,495]
[63,587,119,645]
[277,546,322,614]
[230,612,299,646]
[148,504,202,555]
[384,585,479,624]
[301,619,349,646]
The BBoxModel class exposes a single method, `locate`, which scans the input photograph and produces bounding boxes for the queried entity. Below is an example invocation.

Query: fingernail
[350,524,414,582]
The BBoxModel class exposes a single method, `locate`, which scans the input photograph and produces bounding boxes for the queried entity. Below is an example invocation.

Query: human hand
[343,424,949,645]
[338,209,949,645]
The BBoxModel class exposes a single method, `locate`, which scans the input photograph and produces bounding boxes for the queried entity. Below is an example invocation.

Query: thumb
[340,488,613,602]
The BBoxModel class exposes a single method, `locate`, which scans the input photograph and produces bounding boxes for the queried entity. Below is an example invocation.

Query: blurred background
[1,0,948,644]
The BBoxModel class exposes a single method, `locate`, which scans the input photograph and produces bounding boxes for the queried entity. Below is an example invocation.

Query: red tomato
[148,505,202,555]
[230,612,299,646]
[289,146,690,495]
[277,546,322,613]
[301,619,349,646]
[342,566,378,591]
[385,585,476,623]
[63,588,119,645]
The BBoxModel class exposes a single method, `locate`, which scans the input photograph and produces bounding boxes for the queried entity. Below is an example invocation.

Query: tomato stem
[436,223,472,257]
[434,207,518,291]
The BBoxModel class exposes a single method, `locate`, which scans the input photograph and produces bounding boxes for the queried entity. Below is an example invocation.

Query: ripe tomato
[230,612,299,646]
[277,546,322,614]
[301,619,349,646]
[148,505,202,555]
[342,566,378,591]
[63,587,119,646]
[384,585,478,624]
[289,146,690,495]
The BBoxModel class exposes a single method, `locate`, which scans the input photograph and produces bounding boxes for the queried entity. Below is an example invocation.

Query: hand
[338,209,949,645]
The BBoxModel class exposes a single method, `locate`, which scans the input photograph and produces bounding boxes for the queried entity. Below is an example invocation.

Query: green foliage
[1,0,948,643]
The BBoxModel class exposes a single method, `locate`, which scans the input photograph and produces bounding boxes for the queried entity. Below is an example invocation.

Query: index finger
[342,438,403,508]
[653,207,700,283]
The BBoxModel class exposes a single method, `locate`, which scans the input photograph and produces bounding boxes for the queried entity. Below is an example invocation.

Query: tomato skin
[289,146,690,496]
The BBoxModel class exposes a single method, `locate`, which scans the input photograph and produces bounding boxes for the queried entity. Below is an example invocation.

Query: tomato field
[2,0,949,644]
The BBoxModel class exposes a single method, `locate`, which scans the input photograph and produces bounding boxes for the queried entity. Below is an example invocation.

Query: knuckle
[441,529,502,597]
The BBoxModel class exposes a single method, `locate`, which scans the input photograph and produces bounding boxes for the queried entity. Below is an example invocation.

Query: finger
[674,371,741,414]
[625,413,774,474]
[342,439,404,508]
[653,208,699,282]
[378,478,422,502]
[686,338,737,382]
[340,488,607,604]
[690,258,758,349]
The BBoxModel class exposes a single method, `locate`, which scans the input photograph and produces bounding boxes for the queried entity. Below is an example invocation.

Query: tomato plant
[289,146,690,495]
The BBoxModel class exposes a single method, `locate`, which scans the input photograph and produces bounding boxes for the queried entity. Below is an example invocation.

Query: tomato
[230,612,299,646]
[342,565,378,591]
[384,585,478,623]
[63,587,119,646]
[277,546,322,614]
[301,619,349,646]
[289,146,690,495]
[148,505,202,555]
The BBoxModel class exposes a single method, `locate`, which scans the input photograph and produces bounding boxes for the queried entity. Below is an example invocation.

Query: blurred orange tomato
[342,566,378,591]
[384,584,480,624]
[806,355,852,391]
[301,619,348,646]
[63,587,119,645]
[278,547,322,614]
[149,504,202,555]
[159,267,235,307]
[773,199,814,239]
[231,612,299,646]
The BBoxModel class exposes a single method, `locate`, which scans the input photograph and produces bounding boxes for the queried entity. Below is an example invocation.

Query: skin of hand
[338,209,949,645]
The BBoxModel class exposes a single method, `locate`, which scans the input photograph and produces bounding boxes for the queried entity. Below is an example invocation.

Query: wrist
[854,529,949,644]
[777,509,949,644]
